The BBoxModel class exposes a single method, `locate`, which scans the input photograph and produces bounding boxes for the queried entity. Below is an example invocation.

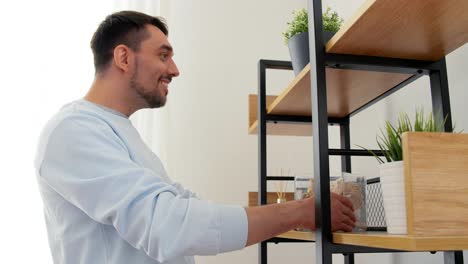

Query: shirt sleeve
[38,114,248,262]
[171,182,199,199]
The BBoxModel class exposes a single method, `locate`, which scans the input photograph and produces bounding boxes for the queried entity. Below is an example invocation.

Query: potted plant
[282,7,344,75]
[362,109,451,234]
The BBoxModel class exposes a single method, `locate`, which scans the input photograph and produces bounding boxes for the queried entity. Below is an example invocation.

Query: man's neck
[85,77,144,117]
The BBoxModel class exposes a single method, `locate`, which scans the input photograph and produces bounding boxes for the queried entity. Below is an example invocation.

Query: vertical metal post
[259,242,267,264]
[430,57,453,131]
[344,253,355,264]
[444,251,464,264]
[257,61,268,208]
[431,58,463,264]
[340,118,351,173]
[258,60,268,264]
[308,0,332,264]
[340,118,354,264]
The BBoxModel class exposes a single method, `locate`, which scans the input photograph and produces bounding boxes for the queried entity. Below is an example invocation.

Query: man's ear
[113,44,134,73]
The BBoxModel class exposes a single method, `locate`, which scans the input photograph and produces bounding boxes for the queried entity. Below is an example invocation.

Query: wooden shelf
[327,0,468,60]
[248,0,468,136]
[276,231,468,251]
[248,65,411,136]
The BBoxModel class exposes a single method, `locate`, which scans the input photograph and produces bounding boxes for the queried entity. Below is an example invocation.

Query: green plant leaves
[282,9,308,45]
[323,7,343,33]
[283,7,343,45]
[358,109,451,164]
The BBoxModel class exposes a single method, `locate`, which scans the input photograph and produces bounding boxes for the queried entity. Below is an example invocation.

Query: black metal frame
[257,1,463,263]
[257,60,406,264]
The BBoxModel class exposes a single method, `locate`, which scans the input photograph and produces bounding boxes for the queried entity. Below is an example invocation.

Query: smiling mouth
[160,81,171,94]
[159,77,172,96]
[160,76,172,84]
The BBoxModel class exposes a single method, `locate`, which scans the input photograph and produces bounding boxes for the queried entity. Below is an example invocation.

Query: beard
[130,63,166,109]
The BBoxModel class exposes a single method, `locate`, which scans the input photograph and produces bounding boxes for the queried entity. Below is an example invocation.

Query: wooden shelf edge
[326,0,468,60]
[326,0,376,52]
[276,230,316,241]
[248,120,258,135]
[267,64,311,114]
[277,231,468,251]
[333,232,468,251]
[248,121,313,137]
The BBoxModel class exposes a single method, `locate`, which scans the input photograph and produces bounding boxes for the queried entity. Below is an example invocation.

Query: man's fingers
[340,222,354,232]
[330,193,360,232]
[333,219,354,232]
[341,214,356,228]
[338,195,355,211]
[341,204,357,222]
[333,194,356,222]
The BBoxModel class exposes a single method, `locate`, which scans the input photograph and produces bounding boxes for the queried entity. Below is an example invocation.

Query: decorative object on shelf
[276,198,286,203]
[293,174,313,231]
[294,175,313,201]
[342,173,367,232]
[329,175,343,195]
[379,160,405,234]
[275,168,291,203]
[365,179,387,230]
[275,180,288,203]
[294,173,367,232]
[294,174,343,200]
[282,7,344,75]
[360,109,452,234]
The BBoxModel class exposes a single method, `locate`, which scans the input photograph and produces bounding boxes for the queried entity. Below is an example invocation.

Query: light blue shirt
[34,99,248,264]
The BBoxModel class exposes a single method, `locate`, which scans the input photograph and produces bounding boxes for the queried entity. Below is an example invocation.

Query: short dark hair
[90,10,168,73]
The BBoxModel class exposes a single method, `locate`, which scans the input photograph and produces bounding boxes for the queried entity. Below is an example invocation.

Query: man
[35,10,356,264]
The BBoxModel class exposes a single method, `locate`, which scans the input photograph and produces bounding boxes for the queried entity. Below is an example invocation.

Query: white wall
[0,1,116,262]
[154,0,468,264]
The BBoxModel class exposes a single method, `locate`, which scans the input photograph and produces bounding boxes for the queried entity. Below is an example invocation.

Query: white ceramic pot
[379,160,407,234]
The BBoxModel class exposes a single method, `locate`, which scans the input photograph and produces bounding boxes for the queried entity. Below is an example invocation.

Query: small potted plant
[368,110,449,163]
[361,109,451,234]
[282,7,344,75]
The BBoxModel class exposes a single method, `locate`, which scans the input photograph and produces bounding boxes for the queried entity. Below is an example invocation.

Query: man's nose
[169,59,180,77]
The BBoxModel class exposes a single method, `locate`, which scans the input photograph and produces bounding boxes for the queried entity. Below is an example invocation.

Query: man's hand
[330,192,356,232]
[300,192,356,232]
[244,192,357,247]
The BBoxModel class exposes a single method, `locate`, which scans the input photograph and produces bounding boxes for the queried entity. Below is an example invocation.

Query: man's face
[130,25,179,108]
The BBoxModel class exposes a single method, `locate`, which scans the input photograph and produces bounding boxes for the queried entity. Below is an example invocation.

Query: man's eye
[161,53,168,60]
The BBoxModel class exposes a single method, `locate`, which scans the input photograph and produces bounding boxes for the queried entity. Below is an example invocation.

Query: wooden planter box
[403,132,468,236]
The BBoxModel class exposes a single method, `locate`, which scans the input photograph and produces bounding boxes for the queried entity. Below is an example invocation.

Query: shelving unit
[250,0,468,264]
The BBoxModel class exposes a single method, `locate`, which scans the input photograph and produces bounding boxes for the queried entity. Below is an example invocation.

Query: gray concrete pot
[288,31,335,75]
